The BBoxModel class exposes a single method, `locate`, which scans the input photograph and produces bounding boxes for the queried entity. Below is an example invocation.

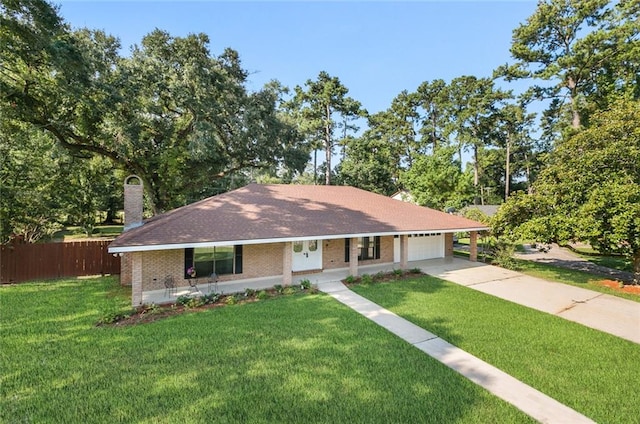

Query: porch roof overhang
[108,226,489,254]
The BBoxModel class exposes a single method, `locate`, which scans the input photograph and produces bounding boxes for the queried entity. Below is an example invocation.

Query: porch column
[444,233,454,257]
[400,235,409,269]
[349,237,359,277]
[283,242,293,286]
[131,252,143,306]
[470,231,478,262]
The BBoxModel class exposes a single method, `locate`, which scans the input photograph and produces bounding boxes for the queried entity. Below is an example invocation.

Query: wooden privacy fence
[0,240,120,283]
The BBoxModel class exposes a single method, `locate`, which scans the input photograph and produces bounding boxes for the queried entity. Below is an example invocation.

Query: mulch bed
[598,280,640,295]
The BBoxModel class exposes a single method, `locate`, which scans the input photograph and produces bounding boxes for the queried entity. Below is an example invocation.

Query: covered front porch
[141,257,467,305]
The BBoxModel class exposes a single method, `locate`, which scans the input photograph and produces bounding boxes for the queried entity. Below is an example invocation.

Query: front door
[292,240,323,272]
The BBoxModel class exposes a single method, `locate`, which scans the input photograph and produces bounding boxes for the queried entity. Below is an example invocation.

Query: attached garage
[394,233,445,262]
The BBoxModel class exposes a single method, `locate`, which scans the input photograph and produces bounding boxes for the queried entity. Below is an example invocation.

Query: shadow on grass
[1,279,532,423]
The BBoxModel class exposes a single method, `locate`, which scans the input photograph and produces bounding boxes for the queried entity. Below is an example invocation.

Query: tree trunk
[324,104,332,185]
[505,134,511,201]
[633,249,640,285]
[313,150,318,185]
[568,76,581,129]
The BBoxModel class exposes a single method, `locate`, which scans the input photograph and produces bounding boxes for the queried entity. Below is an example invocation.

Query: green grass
[514,259,640,302]
[352,277,640,423]
[53,225,124,241]
[0,277,533,423]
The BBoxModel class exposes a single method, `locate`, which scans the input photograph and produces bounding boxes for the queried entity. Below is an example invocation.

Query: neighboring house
[109,182,488,306]
[391,190,417,204]
[460,205,501,218]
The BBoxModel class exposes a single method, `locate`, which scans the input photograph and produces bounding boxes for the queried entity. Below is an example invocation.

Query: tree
[416,79,450,153]
[445,76,511,202]
[1,1,304,213]
[289,71,366,185]
[494,102,537,199]
[337,135,396,196]
[0,121,63,243]
[502,0,639,130]
[401,146,474,211]
[493,99,640,283]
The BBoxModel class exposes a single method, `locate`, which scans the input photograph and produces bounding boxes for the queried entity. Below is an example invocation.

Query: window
[293,241,303,253]
[345,237,381,262]
[184,246,242,278]
[308,240,318,252]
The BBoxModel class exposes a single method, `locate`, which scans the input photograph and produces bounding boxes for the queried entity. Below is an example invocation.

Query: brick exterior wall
[139,243,285,291]
[123,177,144,230]
[470,231,478,262]
[137,237,396,292]
[322,236,394,270]
[120,253,132,286]
[445,233,454,257]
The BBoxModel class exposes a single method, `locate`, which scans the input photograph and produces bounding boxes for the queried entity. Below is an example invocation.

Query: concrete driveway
[422,258,640,344]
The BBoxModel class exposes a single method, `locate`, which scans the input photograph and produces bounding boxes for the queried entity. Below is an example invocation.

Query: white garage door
[394,234,445,262]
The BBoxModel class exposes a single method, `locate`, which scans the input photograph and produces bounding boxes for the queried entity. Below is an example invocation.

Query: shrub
[245,288,256,298]
[283,286,297,295]
[98,308,134,325]
[374,271,385,281]
[299,279,311,290]
[202,292,220,304]
[176,295,191,306]
[273,284,284,294]
[491,237,520,270]
[256,290,269,300]
[186,297,205,309]
[409,267,422,274]
[344,275,356,284]
[360,274,373,284]
[140,303,161,315]
[308,285,319,294]
[224,295,238,305]
[393,268,403,276]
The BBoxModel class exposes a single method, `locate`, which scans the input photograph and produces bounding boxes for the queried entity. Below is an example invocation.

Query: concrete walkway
[319,281,594,424]
[424,259,640,344]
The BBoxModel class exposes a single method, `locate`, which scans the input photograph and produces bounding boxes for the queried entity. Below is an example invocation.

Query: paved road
[514,243,635,283]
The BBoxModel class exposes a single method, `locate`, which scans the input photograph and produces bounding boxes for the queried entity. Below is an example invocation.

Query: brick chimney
[124,175,144,231]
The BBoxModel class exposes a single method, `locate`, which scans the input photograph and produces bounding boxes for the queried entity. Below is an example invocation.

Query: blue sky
[58,1,537,115]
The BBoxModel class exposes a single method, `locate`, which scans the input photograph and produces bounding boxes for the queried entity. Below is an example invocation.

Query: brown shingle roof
[109,184,488,252]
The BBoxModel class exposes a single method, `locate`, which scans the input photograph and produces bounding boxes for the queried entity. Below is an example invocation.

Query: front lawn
[0,277,532,423]
[352,277,640,424]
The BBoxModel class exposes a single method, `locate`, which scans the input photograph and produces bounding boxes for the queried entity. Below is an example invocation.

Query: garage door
[394,234,445,262]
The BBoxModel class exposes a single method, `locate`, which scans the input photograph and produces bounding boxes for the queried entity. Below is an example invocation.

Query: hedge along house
[109,181,488,306]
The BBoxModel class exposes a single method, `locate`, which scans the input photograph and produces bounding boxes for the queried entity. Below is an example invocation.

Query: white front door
[292,240,323,272]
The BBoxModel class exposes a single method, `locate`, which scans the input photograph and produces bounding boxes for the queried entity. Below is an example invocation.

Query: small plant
[202,292,220,304]
[186,297,205,309]
[273,284,284,294]
[299,279,311,290]
[283,286,297,295]
[308,285,319,294]
[256,290,269,300]
[245,288,256,297]
[492,237,520,270]
[360,274,373,284]
[409,267,422,274]
[393,268,403,276]
[176,295,191,306]
[224,294,238,305]
[140,303,161,315]
[344,275,356,284]
[98,308,134,325]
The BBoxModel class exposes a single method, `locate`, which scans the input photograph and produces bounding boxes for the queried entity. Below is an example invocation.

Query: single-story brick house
[109,182,488,306]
